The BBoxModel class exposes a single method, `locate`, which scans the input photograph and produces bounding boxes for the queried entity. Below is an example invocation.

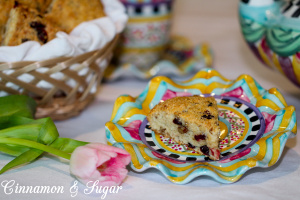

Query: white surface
[0,0,300,199]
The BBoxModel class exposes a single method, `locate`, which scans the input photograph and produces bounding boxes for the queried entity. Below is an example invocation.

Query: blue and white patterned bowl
[115,0,173,70]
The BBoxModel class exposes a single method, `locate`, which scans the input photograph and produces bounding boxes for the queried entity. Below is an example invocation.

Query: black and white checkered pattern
[126,2,172,17]
[144,123,202,161]
[240,0,277,6]
[240,0,300,18]
[281,0,300,18]
[216,98,261,157]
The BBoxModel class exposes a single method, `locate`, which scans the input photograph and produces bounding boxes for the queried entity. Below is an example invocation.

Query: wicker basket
[0,35,119,120]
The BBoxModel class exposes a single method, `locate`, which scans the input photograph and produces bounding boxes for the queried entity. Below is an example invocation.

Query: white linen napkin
[0,0,127,62]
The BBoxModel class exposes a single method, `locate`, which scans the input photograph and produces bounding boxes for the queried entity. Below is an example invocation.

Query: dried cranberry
[194,134,206,141]
[30,21,45,29]
[200,145,209,155]
[37,29,48,43]
[201,110,214,119]
[178,126,188,134]
[14,1,19,8]
[21,38,29,43]
[173,117,183,126]
[30,21,48,43]
[160,128,166,133]
[204,110,210,114]
[187,143,195,149]
[201,114,214,119]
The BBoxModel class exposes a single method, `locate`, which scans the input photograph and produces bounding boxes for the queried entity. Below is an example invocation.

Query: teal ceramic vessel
[239,0,300,87]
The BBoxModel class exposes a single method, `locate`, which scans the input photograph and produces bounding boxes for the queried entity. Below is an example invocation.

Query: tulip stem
[0,138,71,160]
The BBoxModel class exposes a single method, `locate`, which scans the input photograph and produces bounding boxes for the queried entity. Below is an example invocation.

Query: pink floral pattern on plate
[161,90,192,101]
[219,148,252,163]
[124,120,142,141]
[262,112,276,133]
[222,87,251,103]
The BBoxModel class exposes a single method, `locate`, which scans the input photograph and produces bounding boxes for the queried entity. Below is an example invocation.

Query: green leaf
[0,123,44,160]
[0,116,75,174]
[36,117,59,145]
[0,138,71,161]
[0,95,36,129]
[0,95,89,175]
[0,117,60,142]
[0,123,43,140]
[50,138,88,154]
[0,117,60,173]
[0,144,30,156]
[0,148,43,174]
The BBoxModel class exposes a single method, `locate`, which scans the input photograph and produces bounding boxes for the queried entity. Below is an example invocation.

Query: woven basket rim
[0,35,119,70]
[0,35,120,120]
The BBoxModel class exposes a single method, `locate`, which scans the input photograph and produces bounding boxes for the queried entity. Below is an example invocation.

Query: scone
[0,0,15,42]
[1,0,106,46]
[147,96,221,160]
[0,0,51,42]
[45,0,106,33]
[17,0,53,13]
[2,4,61,46]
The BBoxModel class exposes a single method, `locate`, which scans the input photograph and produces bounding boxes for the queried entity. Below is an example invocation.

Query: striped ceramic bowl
[239,0,300,88]
[105,68,297,184]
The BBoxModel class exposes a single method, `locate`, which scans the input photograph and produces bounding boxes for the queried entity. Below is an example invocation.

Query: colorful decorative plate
[105,68,297,184]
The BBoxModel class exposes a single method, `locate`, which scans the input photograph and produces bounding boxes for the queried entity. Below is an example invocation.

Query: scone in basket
[0,36,119,120]
[0,0,127,120]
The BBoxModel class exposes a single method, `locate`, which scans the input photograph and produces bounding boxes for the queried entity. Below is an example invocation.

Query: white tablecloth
[1,0,299,199]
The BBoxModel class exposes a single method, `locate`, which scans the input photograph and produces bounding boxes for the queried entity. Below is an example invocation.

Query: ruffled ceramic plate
[103,35,213,80]
[105,68,297,184]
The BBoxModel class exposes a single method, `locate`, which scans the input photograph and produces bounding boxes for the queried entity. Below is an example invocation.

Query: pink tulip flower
[70,143,131,187]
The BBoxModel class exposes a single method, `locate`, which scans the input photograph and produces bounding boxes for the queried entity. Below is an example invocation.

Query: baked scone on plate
[147,96,221,160]
[2,3,61,46]
[45,0,106,33]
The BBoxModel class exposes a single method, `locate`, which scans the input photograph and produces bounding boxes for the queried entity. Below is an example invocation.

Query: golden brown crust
[18,0,53,13]
[0,0,15,42]
[45,0,106,33]
[149,96,219,129]
[2,4,61,46]
[1,0,105,46]
[0,0,52,41]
